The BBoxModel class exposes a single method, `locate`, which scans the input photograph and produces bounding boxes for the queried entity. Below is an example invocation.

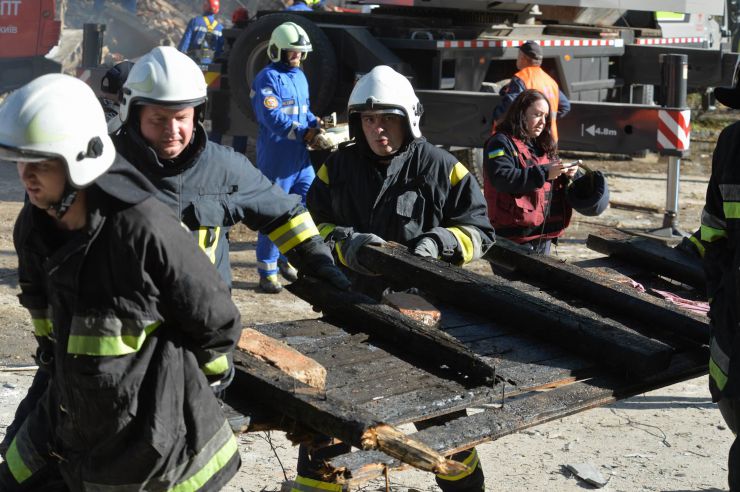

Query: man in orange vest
[492,40,570,141]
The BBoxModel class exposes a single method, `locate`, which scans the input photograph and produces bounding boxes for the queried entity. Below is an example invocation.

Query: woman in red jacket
[484,89,578,254]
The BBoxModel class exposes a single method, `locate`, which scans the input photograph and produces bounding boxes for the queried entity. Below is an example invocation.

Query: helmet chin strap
[47,182,79,220]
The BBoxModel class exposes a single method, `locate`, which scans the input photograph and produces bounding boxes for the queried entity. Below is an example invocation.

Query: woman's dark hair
[497,89,557,157]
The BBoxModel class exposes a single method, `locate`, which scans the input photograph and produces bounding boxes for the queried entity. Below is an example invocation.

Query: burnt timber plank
[229,350,467,476]
[328,348,709,486]
[286,277,495,386]
[486,238,709,344]
[586,233,706,291]
[356,243,673,376]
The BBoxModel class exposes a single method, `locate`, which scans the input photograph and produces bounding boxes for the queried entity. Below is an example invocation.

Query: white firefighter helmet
[0,73,115,188]
[119,46,208,124]
[348,65,423,139]
[268,22,312,63]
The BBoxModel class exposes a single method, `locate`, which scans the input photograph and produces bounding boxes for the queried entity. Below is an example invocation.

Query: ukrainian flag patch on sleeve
[488,148,505,159]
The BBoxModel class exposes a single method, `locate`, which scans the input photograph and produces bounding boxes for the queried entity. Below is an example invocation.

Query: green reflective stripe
[724,202,740,219]
[317,164,330,185]
[6,438,33,484]
[449,162,469,187]
[720,183,740,201]
[292,475,343,492]
[318,223,336,239]
[702,208,726,229]
[168,432,238,492]
[701,224,727,242]
[67,320,161,356]
[488,148,505,159]
[711,337,730,373]
[201,354,229,376]
[268,212,320,254]
[437,448,479,481]
[32,317,53,338]
[688,235,706,258]
[335,241,348,267]
[166,421,238,492]
[710,357,728,391]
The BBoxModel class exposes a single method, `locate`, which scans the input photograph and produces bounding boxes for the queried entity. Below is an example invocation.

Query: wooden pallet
[226,235,708,486]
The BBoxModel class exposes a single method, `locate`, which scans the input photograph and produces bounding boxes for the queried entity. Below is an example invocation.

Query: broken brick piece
[238,328,327,390]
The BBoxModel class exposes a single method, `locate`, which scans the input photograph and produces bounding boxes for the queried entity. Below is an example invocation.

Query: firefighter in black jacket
[0,74,241,490]
[303,65,494,492]
[113,46,348,292]
[700,82,740,491]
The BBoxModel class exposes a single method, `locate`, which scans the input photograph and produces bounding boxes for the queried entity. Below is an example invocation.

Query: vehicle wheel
[227,13,338,130]
[451,148,485,188]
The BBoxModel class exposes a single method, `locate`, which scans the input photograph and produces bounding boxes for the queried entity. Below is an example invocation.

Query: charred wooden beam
[356,243,673,376]
[286,277,495,386]
[486,238,709,344]
[587,234,706,291]
[228,351,467,478]
[328,347,708,485]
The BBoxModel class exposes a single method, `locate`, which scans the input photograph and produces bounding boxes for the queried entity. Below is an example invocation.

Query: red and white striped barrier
[635,37,704,45]
[76,68,91,82]
[435,38,624,49]
[657,109,691,152]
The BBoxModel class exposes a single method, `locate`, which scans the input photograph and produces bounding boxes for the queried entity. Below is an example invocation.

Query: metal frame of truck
[206,1,739,156]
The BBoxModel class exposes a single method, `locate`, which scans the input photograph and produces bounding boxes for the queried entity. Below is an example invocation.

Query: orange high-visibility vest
[515,66,561,141]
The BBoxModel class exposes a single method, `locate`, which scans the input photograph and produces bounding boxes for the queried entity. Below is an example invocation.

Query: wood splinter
[361,424,468,476]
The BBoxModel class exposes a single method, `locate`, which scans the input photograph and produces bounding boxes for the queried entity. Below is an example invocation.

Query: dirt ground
[0,144,732,491]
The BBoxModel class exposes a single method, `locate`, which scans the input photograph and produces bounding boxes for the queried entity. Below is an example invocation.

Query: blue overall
[285,1,313,10]
[177,14,224,66]
[251,61,318,280]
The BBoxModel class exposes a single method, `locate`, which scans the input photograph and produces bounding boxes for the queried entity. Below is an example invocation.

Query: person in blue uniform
[284,0,318,11]
[250,21,327,293]
[178,0,224,68]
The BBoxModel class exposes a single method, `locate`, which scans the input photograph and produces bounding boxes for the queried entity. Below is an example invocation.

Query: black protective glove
[286,235,351,290]
[409,227,459,263]
[328,226,386,276]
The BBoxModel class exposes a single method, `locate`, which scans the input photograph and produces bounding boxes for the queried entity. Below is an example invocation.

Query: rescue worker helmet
[204,0,219,14]
[566,166,610,216]
[119,46,208,124]
[0,73,115,188]
[348,65,423,139]
[268,22,312,63]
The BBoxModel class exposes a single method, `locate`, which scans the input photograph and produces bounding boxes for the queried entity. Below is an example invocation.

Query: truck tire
[450,148,485,189]
[227,14,338,127]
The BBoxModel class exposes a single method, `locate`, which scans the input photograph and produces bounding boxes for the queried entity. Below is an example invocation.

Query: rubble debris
[564,462,608,488]
[237,327,327,390]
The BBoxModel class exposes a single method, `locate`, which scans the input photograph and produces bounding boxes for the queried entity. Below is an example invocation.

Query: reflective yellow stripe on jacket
[700,208,727,243]
[67,316,162,356]
[168,421,237,492]
[720,183,740,220]
[197,226,221,264]
[6,425,46,484]
[268,212,320,253]
[28,308,53,338]
[201,353,229,376]
[710,337,731,391]
[449,162,469,187]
